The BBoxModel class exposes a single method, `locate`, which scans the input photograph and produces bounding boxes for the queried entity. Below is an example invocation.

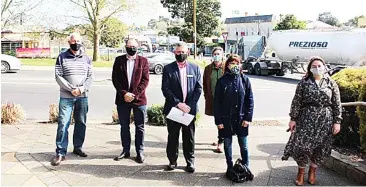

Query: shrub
[147,104,201,126]
[112,106,134,124]
[332,68,366,102]
[147,104,167,126]
[357,80,366,151]
[332,68,366,150]
[49,104,59,123]
[1,103,25,124]
[48,104,74,124]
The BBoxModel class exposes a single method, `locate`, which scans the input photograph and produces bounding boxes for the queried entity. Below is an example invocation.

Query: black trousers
[166,118,195,166]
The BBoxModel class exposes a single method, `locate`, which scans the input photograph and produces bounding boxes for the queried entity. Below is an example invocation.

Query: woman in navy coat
[213,54,254,174]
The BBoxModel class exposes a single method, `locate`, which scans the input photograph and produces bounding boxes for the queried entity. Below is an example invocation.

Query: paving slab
[1,122,362,186]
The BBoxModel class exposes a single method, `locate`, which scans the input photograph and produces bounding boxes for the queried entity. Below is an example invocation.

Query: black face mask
[70,43,82,51]
[175,54,188,62]
[126,47,137,56]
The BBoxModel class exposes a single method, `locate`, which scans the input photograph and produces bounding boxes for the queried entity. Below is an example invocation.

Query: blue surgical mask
[212,55,221,62]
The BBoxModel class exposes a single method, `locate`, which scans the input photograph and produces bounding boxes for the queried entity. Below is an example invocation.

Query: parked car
[146,53,175,74]
[1,54,21,73]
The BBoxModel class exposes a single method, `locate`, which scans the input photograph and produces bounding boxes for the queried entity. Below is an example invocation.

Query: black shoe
[73,149,88,157]
[50,155,66,166]
[185,165,195,173]
[113,152,130,161]
[136,154,145,163]
[166,162,177,171]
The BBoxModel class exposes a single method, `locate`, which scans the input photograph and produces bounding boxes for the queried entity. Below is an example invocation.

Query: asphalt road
[1,69,300,122]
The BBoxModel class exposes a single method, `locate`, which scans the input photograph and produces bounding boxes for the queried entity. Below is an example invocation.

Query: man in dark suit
[112,38,149,163]
[161,42,203,173]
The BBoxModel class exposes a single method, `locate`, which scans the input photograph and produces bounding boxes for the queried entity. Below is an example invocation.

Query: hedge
[332,68,366,150]
[357,80,366,151]
[147,104,201,126]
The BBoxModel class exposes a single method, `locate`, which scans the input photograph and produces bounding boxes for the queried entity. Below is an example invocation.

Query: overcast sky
[27,0,365,28]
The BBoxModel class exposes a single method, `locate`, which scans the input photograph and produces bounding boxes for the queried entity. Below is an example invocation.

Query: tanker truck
[237,29,366,76]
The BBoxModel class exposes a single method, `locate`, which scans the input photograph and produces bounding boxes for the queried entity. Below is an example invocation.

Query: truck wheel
[276,65,289,76]
[247,64,254,74]
[254,63,261,76]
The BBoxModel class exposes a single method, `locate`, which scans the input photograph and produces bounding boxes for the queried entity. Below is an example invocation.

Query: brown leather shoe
[308,166,317,185]
[295,167,305,186]
[51,155,66,166]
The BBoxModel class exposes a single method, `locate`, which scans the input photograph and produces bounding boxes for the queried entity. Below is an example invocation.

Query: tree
[274,14,306,30]
[345,15,365,27]
[100,17,127,48]
[317,12,340,27]
[161,0,221,47]
[69,0,127,61]
[1,0,44,28]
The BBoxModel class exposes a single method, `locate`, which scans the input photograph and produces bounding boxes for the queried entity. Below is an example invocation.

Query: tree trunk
[92,27,100,62]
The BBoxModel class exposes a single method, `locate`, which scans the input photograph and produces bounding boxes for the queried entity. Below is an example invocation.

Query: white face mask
[310,66,325,76]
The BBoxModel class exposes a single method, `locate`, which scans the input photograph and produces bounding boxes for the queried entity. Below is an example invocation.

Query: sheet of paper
[166,107,194,126]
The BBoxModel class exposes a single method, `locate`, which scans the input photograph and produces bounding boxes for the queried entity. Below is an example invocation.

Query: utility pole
[193,0,197,59]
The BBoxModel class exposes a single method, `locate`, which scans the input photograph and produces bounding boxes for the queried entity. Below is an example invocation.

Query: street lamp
[193,0,197,59]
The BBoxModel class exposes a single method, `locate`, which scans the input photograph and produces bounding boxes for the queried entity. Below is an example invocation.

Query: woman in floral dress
[282,56,342,186]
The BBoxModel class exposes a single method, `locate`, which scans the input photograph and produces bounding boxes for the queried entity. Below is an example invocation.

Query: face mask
[229,64,241,74]
[310,67,325,76]
[212,55,221,62]
[70,43,82,51]
[175,54,188,62]
[126,47,137,56]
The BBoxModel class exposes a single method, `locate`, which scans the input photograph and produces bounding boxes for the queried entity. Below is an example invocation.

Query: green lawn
[20,57,208,69]
[20,58,114,67]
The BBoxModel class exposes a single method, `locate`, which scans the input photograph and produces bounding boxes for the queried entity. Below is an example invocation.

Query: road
[1,69,300,122]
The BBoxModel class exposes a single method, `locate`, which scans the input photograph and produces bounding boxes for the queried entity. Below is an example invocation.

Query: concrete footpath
[1,118,361,186]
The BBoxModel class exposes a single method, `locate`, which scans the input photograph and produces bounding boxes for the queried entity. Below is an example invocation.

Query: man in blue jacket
[51,32,93,166]
[161,42,202,173]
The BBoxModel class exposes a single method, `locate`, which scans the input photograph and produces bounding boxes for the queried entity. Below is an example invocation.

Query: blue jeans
[55,97,88,156]
[117,104,146,155]
[224,136,249,169]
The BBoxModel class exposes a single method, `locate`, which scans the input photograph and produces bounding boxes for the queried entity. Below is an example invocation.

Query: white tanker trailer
[239,29,366,76]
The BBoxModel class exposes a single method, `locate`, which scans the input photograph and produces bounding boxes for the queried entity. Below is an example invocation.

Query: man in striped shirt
[51,32,94,166]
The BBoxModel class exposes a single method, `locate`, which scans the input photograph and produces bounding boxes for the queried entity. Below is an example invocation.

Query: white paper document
[166,107,195,126]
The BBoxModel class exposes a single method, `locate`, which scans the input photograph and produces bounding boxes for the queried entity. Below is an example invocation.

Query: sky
[25,0,366,29]
[220,0,366,22]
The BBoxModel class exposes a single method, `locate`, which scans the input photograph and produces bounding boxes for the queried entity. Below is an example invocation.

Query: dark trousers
[56,97,88,156]
[117,104,146,155]
[166,119,195,166]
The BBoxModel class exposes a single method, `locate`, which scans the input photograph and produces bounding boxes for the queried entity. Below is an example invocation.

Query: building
[306,20,336,30]
[224,14,277,44]
[1,26,51,54]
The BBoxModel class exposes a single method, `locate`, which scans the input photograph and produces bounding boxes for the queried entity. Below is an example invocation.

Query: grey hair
[175,41,187,48]
[68,32,82,41]
[125,38,140,46]
[212,46,223,55]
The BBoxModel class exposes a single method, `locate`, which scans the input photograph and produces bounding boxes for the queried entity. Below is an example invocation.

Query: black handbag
[226,158,254,183]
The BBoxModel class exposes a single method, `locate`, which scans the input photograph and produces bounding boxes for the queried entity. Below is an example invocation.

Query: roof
[225,15,273,24]
[1,34,33,42]
[306,21,336,29]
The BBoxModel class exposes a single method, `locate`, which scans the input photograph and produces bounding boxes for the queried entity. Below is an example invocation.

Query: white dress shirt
[126,56,136,89]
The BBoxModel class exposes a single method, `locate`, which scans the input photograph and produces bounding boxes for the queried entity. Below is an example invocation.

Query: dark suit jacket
[161,62,203,116]
[112,54,149,106]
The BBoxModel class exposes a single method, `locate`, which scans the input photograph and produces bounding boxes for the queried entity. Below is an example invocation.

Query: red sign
[241,32,245,36]
[16,48,51,58]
